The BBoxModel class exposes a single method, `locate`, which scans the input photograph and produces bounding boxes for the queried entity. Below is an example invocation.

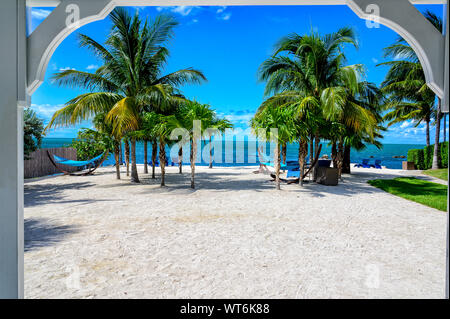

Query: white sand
[24,165,447,299]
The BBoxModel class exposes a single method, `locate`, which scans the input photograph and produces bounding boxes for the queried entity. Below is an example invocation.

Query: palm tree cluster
[379,10,444,169]
[252,27,384,189]
[46,8,231,188]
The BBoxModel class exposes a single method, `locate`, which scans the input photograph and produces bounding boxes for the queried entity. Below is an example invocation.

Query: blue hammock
[47,151,107,176]
[52,153,105,167]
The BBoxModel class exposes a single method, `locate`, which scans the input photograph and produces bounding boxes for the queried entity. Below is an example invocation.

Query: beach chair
[47,151,108,176]
[254,147,288,174]
[354,159,370,168]
[371,159,382,169]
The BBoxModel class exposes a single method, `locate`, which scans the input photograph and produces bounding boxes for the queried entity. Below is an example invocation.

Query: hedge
[407,142,448,170]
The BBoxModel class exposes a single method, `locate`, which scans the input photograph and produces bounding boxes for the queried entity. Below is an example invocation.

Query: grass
[422,168,448,181]
[368,177,447,212]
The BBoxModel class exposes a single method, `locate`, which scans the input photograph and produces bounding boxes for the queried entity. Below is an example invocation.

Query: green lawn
[422,168,448,181]
[368,177,447,212]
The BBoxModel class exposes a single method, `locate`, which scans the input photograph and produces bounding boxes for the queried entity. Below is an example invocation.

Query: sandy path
[23,165,447,298]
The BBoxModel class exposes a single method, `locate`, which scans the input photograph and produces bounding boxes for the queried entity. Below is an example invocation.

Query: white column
[0,0,26,299]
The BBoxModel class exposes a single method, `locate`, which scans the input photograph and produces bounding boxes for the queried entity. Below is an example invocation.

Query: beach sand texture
[24,165,446,298]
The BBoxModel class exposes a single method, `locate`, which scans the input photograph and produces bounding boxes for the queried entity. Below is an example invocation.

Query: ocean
[41,138,425,169]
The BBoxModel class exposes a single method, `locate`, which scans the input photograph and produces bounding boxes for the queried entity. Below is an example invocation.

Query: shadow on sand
[25,218,79,252]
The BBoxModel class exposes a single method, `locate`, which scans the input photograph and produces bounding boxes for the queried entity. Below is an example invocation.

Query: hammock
[52,153,105,167]
[47,151,108,176]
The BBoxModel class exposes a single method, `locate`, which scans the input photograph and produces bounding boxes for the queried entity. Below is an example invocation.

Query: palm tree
[46,8,206,183]
[258,27,359,154]
[206,117,233,169]
[379,10,443,169]
[180,101,215,189]
[251,105,295,190]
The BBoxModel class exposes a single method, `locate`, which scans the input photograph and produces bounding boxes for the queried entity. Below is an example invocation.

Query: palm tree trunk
[151,141,157,179]
[313,134,320,182]
[178,147,183,174]
[432,99,442,169]
[119,143,123,165]
[144,140,148,174]
[314,134,320,157]
[274,141,281,190]
[282,143,287,165]
[125,139,130,176]
[426,117,430,147]
[444,113,447,143]
[209,136,213,169]
[298,139,307,187]
[337,139,344,180]
[342,144,351,174]
[114,141,120,180]
[309,135,314,164]
[331,142,337,168]
[159,139,166,186]
[130,138,140,183]
[190,138,197,189]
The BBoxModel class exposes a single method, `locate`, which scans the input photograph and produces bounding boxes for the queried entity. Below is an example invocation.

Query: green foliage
[368,177,447,212]
[424,145,434,169]
[440,142,448,168]
[71,129,114,161]
[24,108,44,160]
[407,148,425,170]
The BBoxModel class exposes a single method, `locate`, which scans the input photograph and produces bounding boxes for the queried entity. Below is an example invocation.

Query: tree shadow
[25,182,95,207]
[24,218,79,252]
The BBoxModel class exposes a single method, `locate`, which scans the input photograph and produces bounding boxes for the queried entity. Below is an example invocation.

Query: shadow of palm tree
[24,182,94,207]
[25,218,79,252]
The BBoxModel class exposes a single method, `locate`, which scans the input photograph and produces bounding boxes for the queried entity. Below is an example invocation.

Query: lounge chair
[47,151,108,176]
[354,159,370,168]
[371,159,382,169]
[271,144,323,184]
[254,147,288,174]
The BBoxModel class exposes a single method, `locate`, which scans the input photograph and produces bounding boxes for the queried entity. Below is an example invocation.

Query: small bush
[424,145,434,169]
[407,149,425,169]
[440,142,448,168]
[408,142,448,169]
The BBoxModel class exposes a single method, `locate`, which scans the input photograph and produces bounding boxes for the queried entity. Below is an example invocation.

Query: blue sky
[29,4,446,144]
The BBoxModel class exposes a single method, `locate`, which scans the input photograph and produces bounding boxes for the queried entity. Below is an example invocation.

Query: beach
[24,165,447,298]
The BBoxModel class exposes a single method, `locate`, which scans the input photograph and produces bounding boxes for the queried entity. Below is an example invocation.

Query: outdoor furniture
[316,167,339,186]
[47,151,108,176]
[371,159,382,169]
[354,159,370,168]
[402,161,415,170]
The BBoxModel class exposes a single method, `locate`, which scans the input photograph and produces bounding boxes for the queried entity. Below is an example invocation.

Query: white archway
[26,0,447,98]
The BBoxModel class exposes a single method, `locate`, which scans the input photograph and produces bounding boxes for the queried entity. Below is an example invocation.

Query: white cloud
[372,58,379,64]
[216,6,227,14]
[172,6,194,16]
[158,6,199,16]
[30,104,64,122]
[220,13,232,21]
[400,121,411,129]
[59,67,75,72]
[31,9,51,20]
[86,64,98,70]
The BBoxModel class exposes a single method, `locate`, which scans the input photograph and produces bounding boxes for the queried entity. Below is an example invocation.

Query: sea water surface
[41,138,424,169]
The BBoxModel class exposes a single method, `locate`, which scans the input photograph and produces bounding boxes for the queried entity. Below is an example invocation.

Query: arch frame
[27,0,446,100]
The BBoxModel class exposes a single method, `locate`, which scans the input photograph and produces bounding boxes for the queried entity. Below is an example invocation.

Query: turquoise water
[41,138,424,169]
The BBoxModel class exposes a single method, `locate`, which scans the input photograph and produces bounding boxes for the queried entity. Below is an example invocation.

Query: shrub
[440,142,448,168]
[407,149,426,169]
[24,108,44,160]
[408,142,449,170]
[424,145,434,169]
[71,129,114,161]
